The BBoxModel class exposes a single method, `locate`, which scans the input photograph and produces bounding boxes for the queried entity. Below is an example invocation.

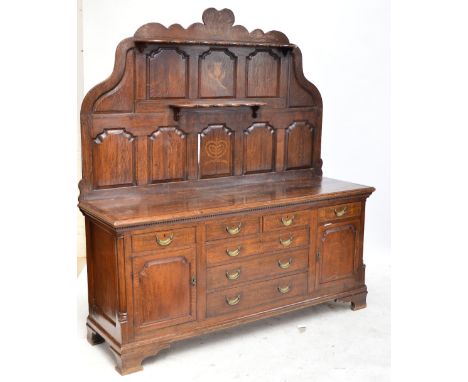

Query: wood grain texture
[92,129,136,188]
[79,8,375,375]
[243,123,276,174]
[246,49,280,97]
[147,48,189,99]
[148,127,187,183]
[133,249,196,331]
[199,124,234,178]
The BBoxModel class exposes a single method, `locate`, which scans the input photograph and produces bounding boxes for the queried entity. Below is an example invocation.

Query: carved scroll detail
[134,8,290,46]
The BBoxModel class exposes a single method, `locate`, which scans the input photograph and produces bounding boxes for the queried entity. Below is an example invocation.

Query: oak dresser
[79,8,375,375]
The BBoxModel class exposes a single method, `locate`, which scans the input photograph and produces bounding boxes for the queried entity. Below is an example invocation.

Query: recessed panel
[199,125,234,178]
[92,129,135,188]
[243,123,276,174]
[319,224,357,284]
[284,121,314,170]
[148,48,188,99]
[149,127,187,183]
[199,49,236,98]
[246,50,280,97]
[134,256,191,327]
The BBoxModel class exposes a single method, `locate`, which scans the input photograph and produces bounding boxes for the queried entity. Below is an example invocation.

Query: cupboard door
[316,220,360,289]
[133,249,196,331]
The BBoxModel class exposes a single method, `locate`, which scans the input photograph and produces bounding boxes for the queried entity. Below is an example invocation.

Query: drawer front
[263,210,310,231]
[207,272,307,317]
[206,236,261,267]
[262,227,309,253]
[205,216,260,241]
[318,202,361,222]
[207,248,308,291]
[132,227,196,253]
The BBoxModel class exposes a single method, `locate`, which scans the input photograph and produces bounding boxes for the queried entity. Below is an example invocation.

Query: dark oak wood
[79,8,375,375]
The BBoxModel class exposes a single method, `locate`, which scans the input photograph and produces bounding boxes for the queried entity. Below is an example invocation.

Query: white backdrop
[80,0,390,253]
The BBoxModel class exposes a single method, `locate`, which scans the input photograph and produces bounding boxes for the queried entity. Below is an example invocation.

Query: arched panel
[133,252,195,329]
[94,50,134,112]
[318,223,358,285]
[284,121,314,170]
[148,127,187,183]
[148,48,189,99]
[246,50,280,97]
[199,49,237,98]
[92,129,136,188]
[243,123,276,174]
[199,125,234,178]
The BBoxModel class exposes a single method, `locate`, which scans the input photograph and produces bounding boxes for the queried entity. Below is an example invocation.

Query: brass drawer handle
[279,235,294,247]
[156,233,174,246]
[226,246,241,257]
[334,206,347,217]
[225,269,241,280]
[225,294,241,306]
[226,222,242,235]
[281,215,295,226]
[278,258,293,269]
[277,284,291,294]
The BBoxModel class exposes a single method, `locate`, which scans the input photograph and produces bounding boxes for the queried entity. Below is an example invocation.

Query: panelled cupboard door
[132,249,196,331]
[316,219,360,289]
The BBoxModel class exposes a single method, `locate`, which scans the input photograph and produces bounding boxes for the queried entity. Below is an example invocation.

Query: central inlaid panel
[199,124,234,178]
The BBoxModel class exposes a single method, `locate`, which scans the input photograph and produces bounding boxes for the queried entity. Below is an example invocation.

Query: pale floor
[76,248,390,381]
[77,257,86,276]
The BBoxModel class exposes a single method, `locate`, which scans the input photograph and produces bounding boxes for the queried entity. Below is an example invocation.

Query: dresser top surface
[79,175,374,229]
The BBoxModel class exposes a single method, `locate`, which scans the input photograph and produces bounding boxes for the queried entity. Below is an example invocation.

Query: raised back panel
[148,127,187,183]
[199,49,236,98]
[148,48,189,99]
[80,8,323,199]
[246,50,280,97]
[199,125,234,178]
[243,123,276,174]
[285,121,314,170]
[92,129,136,188]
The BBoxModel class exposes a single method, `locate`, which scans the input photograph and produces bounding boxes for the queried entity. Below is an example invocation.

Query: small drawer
[318,202,361,222]
[262,227,309,253]
[205,216,260,241]
[132,227,196,253]
[263,209,309,231]
[207,248,308,291]
[206,272,307,317]
[206,236,262,267]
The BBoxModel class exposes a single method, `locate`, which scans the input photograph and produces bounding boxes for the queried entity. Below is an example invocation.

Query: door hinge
[191,276,197,286]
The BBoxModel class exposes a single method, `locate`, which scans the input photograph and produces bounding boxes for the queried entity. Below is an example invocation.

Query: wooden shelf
[169,101,267,121]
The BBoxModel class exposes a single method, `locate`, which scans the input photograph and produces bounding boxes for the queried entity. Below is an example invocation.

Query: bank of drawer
[318,202,361,222]
[263,210,309,231]
[206,236,261,266]
[206,272,307,317]
[205,216,260,241]
[132,227,196,253]
[207,248,308,291]
[262,227,309,253]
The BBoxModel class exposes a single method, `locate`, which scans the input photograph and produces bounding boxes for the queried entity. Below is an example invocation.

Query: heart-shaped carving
[206,139,227,159]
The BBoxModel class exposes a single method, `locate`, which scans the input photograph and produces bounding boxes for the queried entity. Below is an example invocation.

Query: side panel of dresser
[85,218,126,346]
